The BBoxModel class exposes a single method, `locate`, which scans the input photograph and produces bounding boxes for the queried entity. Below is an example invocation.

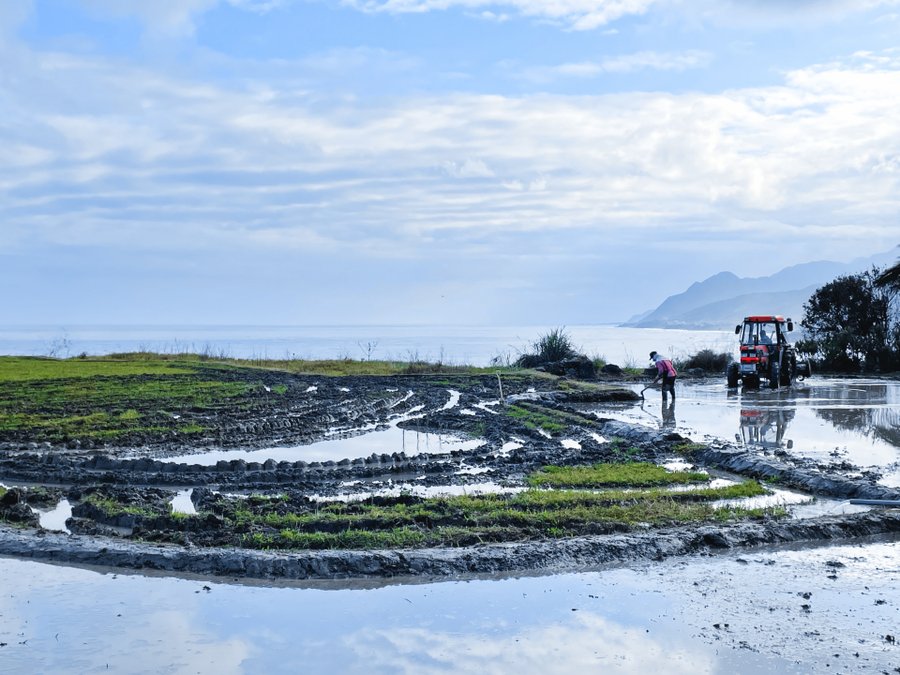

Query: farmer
[649,351,677,400]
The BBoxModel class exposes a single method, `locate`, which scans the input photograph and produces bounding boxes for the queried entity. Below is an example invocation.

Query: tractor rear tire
[769,362,780,389]
[780,352,795,386]
[727,363,739,388]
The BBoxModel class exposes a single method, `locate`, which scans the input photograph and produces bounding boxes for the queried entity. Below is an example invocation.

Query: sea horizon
[0,324,735,368]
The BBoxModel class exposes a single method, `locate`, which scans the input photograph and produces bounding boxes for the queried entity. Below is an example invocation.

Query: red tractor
[726,315,811,389]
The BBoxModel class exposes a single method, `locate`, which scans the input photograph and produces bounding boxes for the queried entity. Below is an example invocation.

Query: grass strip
[220,480,774,550]
[527,462,709,488]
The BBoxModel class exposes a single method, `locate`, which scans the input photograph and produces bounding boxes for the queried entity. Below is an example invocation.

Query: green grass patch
[0,357,252,442]
[83,494,160,518]
[672,442,706,453]
[0,356,195,382]
[527,462,709,488]
[506,404,567,433]
[219,479,775,550]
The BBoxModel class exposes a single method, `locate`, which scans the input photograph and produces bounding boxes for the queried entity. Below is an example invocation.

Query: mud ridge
[2,510,899,580]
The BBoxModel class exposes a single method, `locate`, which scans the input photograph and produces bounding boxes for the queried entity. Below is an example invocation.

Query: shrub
[678,349,733,372]
[516,328,578,366]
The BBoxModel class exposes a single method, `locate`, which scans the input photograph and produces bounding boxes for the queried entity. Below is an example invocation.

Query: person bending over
[649,351,677,400]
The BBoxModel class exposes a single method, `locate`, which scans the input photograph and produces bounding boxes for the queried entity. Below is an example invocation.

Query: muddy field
[2,364,900,579]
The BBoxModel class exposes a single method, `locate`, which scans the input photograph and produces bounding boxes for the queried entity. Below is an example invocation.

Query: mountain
[626,248,899,330]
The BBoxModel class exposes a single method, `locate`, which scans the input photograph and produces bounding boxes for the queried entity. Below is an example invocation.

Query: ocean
[0,324,735,368]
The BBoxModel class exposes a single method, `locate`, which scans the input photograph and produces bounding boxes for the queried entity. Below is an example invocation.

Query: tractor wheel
[727,363,739,388]
[744,374,759,389]
[780,352,795,386]
[769,362,780,389]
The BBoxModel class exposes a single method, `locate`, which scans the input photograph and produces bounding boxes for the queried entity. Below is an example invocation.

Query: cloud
[520,50,712,82]
[44,0,900,36]
[678,0,900,27]
[3,42,900,277]
[346,613,716,674]
[341,0,659,30]
[77,0,288,36]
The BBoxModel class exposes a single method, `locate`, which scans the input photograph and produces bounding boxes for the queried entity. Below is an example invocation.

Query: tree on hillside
[875,254,900,290]
[800,268,899,372]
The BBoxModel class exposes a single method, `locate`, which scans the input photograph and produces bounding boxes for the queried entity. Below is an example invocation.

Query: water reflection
[610,378,900,479]
[0,557,782,674]
[7,538,900,673]
[736,406,794,450]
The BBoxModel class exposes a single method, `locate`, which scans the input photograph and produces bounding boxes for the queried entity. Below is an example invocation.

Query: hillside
[626,248,898,330]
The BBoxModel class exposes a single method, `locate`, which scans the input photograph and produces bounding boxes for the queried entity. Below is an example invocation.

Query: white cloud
[341,0,659,30]
[346,613,716,674]
[521,50,712,81]
[443,158,496,178]
[46,0,900,36]
[2,43,900,267]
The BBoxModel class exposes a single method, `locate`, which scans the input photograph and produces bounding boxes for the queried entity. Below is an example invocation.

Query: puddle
[170,489,197,515]
[165,389,485,466]
[441,390,461,410]
[32,499,72,533]
[713,486,812,511]
[789,498,871,519]
[594,378,900,483]
[165,426,485,466]
[661,459,696,472]
[455,463,492,475]
[497,440,524,457]
[316,481,522,502]
[473,400,501,415]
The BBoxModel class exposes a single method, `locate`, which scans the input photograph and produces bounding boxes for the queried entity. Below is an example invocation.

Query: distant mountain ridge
[625,248,899,330]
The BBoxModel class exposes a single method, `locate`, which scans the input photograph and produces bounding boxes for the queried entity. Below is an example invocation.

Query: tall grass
[516,327,580,367]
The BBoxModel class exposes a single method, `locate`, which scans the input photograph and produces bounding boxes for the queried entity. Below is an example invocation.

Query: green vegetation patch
[0,356,195,382]
[0,357,251,442]
[57,478,777,551]
[672,442,707,454]
[82,493,168,519]
[506,404,569,433]
[527,462,709,488]
[211,479,776,551]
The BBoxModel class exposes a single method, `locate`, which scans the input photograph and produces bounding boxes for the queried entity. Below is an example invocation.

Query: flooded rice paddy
[604,378,900,486]
[2,536,899,673]
[2,372,899,672]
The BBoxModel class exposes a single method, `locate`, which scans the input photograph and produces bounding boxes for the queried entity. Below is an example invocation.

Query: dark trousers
[662,374,676,399]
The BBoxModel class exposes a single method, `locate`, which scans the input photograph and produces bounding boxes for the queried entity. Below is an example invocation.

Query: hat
[649,351,657,359]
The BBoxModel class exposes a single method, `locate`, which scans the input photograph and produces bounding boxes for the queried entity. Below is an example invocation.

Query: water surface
[2,537,898,673]
[600,378,900,484]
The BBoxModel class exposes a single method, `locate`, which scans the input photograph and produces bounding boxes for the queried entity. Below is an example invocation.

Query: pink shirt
[656,359,676,377]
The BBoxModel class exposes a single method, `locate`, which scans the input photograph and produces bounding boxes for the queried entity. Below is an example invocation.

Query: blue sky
[3,0,900,325]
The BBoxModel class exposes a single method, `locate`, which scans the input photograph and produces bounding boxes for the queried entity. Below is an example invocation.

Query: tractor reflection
[736,405,795,450]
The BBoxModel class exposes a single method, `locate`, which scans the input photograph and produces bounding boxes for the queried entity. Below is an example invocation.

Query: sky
[2,0,900,326]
